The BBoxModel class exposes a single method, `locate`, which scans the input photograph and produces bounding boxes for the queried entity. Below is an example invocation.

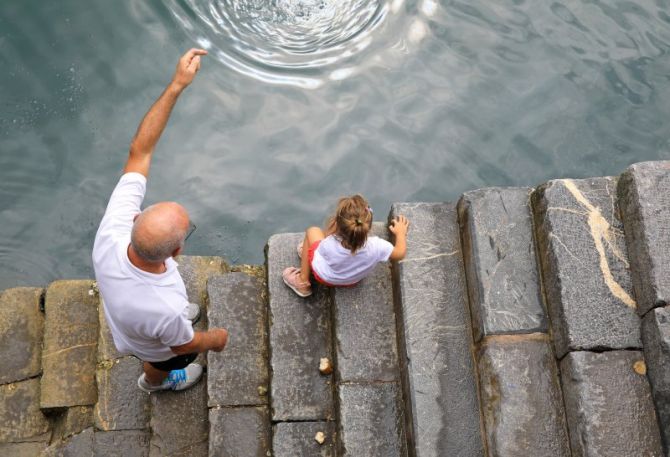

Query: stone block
[98,296,123,362]
[0,378,50,443]
[207,273,269,407]
[390,202,484,457]
[94,430,150,457]
[333,262,399,383]
[532,178,641,358]
[52,406,93,442]
[0,287,44,384]
[337,383,407,457]
[266,233,334,421]
[41,280,99,409]
[458,188,546,341]
[176,255,228,308]
[273,421,336,457]
[150,376,208,457]
[642,306,670,452]
[0,441,46,456]
[560,350,663,456]
[42,427,94,457]
[208,406,270,457]
[477,334,570,457]
[95,356,150,431]
[618,161,670,316]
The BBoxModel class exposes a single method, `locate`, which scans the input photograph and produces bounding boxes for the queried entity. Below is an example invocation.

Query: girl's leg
[300,227,325,282]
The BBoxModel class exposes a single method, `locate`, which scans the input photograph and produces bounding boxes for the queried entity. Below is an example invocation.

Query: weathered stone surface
[618,161,670,316]
[94,430,150,457]
[52,406,93,442]
[95,356,149,431]
[42,427,94,457]
[208,406,270,457]
[41,280,99,409]
[390,202,484,457]
[0,441,46,456]
[267,233,333,421]
[98,296,123,362]
[176,255,228,308]
[560,350,663,456]
[0,287,44,384]
[642,306,670,452]
[333,261,399,383]
[477,334,570,457]
[273,421,336,457]
[458,188,546,341]
[532,178,641,358]
[338,383,407,457]
[150,376,208,457]
[207,273,268,407]
[0,378,50,443]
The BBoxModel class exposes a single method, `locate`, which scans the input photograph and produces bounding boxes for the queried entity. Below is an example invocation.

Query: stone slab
[267,233,334,421]
[149,376,208,457]
[337,382,407,457]
[176,255,228,308]
[98,296,123,362]
[560,350,663,456]
[618,161,670,316]
[0,441,46,456]
[532,178,641,358]
[94,430,150,457]
[41,280,99,409]
[95,356,150,431]
[477,334,570,457]
[642,306,670,452]
[52,406,93,442]
[0,287,44,384]
[0,378,51,443]
[42,427,94,457]
[458,188,546,341]
[333,261,399,383]
[208,406,270,457]
[207,273,269,407]
[273,421,336,457]
[390,202,484,457]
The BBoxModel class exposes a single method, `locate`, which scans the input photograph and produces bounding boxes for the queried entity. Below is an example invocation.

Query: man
[93,49,228,393]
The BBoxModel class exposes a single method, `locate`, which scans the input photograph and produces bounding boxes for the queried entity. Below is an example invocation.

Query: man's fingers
[183,48,208,62]
[188,55,201,72]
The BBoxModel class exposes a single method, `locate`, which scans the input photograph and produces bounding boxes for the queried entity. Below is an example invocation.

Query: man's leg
[300,227,326,282]
[143,362,169,386]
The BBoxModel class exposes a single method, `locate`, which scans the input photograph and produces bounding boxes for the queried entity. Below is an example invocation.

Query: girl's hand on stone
[389,215,409,237]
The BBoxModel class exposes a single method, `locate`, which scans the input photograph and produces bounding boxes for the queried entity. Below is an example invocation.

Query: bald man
[93,49,228,393]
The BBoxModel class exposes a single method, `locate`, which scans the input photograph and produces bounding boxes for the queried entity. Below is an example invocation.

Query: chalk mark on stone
[399,251,459,263]
[562,179,637,309]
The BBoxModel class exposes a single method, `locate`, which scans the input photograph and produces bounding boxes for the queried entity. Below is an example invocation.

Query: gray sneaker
[186,302,201,324]
[137,363,203,393]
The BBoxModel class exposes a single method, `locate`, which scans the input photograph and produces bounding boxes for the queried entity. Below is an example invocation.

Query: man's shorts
[148,353,197,372]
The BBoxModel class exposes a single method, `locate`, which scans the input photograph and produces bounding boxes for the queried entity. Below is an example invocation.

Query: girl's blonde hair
[326,194,373,254]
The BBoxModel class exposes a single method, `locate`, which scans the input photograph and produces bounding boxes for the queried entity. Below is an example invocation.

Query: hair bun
[355,218,362,226]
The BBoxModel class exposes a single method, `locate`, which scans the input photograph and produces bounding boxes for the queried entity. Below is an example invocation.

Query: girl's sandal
[282,267,312,297]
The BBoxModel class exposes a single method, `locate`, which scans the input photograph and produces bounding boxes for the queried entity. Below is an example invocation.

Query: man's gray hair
[130,205,187,263]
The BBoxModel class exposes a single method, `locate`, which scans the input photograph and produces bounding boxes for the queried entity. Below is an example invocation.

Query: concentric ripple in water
[166,0,425,88]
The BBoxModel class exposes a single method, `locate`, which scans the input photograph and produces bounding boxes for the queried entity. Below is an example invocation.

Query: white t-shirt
[311,235,394,285]
[92,172,194,362]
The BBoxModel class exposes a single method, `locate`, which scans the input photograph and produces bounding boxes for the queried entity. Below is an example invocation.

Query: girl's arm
[389,215,410,261]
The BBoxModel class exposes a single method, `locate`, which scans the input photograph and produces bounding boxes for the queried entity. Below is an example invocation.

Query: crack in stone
[399,251,459,263]
[562,179,637,309]
[42,342,97,358]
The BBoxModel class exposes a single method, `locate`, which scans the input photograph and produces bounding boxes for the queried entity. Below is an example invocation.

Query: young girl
[283,194,409,297]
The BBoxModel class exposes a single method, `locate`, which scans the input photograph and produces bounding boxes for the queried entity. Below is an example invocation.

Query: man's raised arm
[123,48,207,177]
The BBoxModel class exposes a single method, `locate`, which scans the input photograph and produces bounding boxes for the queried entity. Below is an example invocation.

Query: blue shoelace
[167,369,187,389]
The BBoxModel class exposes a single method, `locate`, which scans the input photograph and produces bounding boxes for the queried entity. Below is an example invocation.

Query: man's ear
[133,213,140,222]
[172,246,182,258]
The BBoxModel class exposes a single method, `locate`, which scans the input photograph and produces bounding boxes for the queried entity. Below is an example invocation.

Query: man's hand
[171,48,208,91]
[208,328,228,352]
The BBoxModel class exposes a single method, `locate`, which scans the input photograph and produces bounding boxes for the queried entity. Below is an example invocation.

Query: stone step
[206,270,271,457]
[389,202,484,457]
[458,187,547,341]
[0,377,51,452]
[618,161,670,316]
[41,280,99,410]
[641,306,670,453]
[266,233,334,422]
[0,287,44,385]
[273,421,336,457]
[531,177,641,358]
[560,350,663,456]
[476,334,570,457]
